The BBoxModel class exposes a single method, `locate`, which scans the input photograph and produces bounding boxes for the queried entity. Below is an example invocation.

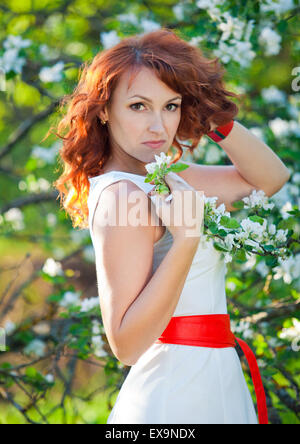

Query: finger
[164,171,190,192]
[163,172,178,193]
[165,193,173,203]
[147,186,156,196]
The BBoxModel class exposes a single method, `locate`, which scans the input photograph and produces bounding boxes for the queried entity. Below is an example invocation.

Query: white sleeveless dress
[87,170,258,424]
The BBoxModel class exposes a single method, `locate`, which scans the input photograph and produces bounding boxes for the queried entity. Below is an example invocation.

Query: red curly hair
[47,28,242,229]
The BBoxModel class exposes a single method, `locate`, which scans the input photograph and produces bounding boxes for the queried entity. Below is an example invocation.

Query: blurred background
[0,0,299,424]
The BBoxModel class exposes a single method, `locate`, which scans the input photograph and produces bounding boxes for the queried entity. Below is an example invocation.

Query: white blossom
[59,291,81,308]
[224,233,235,251]
[83,245,95,263]
[286,184,298,197]
[292,172,300,185]
[242,189,274,211]
[279,318,300,342]
[46,213,57,227]
[280,201,293,220]
[288,121,300,137]
[4,320,17,335]
[45,374,54,383]
[261,0,295,15]
[205,144,222,163]
[223,252,233,263]
[204,195,218,207]
[42,258,63,277]
[92,335,108,357]
[258,27,282,56]
[4,208,24,231]
[273,255,300,284]
[3,35,31,50]
[0,48,26,74]
[240,218,267,242]
[39,61,64,83]
[231,320,254,339]
[261,86,286,104]
[269,117,300,138]
[213,39,256,68]
[24,339,46,357]
[256,261,270,278]
[217,12,246,42]
[226,280,236,291]
[268,337,281,348]
[196,0,225,20]
[117,13,139,25]
[244,19,255,42]
[80,297,99,312]
[173,4,185,21]
[189,36,205,47]
[145,162,157,174]
[269,118,290,137]
[39,44,60,61]
[275,229,288,243]
[31,142,60,164]
[271,183,292,210]
[100,30,120,50]
[92,320,101,335]
[0,35,31,75]
[153,152,172,168]
[140,19,161,33]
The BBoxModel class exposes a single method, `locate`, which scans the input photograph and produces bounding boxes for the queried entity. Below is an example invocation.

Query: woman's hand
[149,172,204,245]
[208,121,218,132]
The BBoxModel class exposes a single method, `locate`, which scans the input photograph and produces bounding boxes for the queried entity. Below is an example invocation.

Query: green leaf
[249,215,265,225]
[234,248,247,262]
[286,209,300,217]
[278,20,288,33]
[232,200,244,209]
[207,221,219,234]
[217,229,228,237]
[219,216,241,229]
[46,293,62,303]
[168,163,190,172]
[26,367,38,378]
[265,255,278,267]
[0,362,13,369]
[212,241,229,252]
[263,245,275,252]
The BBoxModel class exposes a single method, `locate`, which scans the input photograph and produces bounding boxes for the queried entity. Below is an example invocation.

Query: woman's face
[101,66,182,173]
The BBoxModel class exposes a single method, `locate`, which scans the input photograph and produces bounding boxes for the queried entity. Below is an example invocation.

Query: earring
[101,119,107,125]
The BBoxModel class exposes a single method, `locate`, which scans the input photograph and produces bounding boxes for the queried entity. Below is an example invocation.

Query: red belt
[154,314,268,425]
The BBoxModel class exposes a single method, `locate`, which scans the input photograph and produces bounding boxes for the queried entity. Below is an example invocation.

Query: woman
[52,28,290,424]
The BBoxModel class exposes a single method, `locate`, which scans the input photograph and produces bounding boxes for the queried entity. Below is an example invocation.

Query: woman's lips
[143,141,165,149]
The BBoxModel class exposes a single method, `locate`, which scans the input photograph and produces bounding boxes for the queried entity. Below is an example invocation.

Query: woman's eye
[130,103,145,111]
[130,103,180,111]
[167,103,180,111]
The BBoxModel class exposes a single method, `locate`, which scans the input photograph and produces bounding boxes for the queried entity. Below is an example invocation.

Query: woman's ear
[99,105,109,122]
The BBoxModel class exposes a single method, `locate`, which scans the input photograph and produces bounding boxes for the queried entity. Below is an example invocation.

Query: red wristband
[207,120,234,142]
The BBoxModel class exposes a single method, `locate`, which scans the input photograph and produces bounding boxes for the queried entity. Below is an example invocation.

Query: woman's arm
[210,120,291,196]
[116,238,199,365]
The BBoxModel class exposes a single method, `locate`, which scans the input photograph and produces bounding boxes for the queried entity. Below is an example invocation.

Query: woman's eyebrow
[128,94,182,103]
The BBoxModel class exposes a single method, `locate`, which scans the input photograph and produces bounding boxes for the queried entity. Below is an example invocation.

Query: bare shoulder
[91,179,156,364]
[176,160,257,212]
[92,178,156,244]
